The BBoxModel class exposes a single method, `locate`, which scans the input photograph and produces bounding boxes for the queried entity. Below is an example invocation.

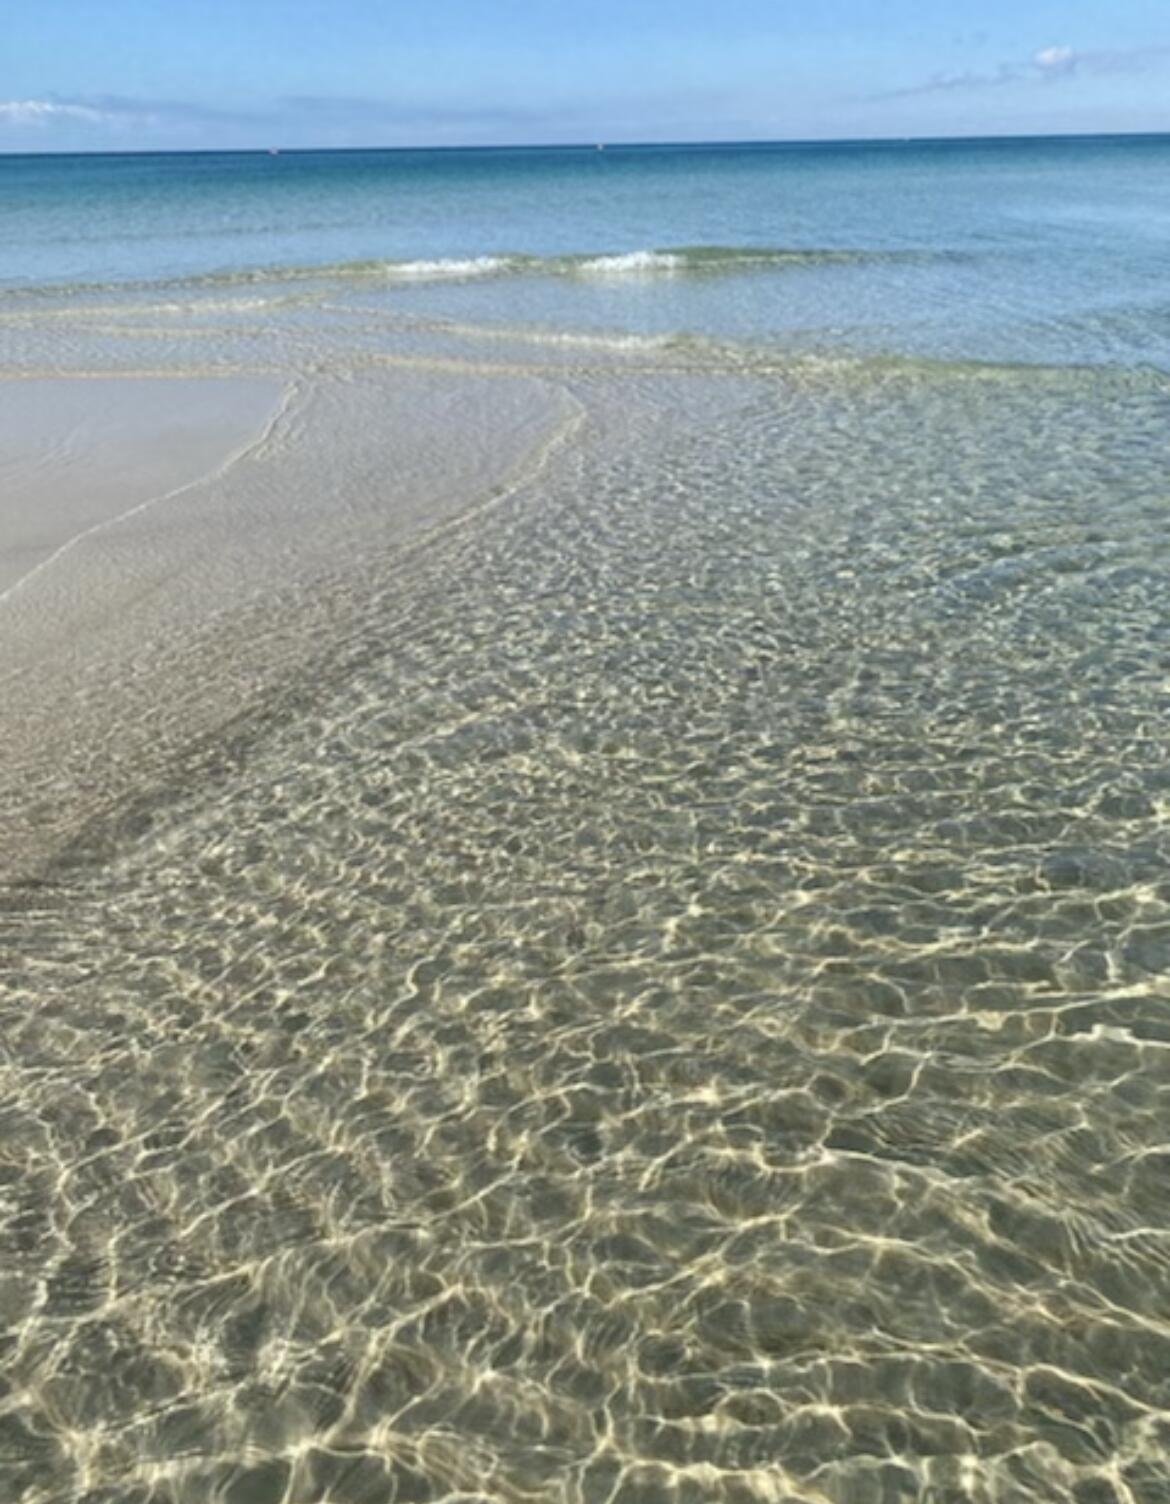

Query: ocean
[1,138,1169,1502]
[7,136,1170,368]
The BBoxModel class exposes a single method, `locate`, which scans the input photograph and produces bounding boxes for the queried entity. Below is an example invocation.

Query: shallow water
[6,135,1170,369]
[2,143,1170,1502]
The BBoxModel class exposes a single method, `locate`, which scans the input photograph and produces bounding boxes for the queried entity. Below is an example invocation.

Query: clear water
[5,136,1170,367]
[2,141,1170,1503]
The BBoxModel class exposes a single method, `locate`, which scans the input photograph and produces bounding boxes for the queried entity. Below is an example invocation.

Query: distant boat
[268,148,281,156]
[597,144,605,152]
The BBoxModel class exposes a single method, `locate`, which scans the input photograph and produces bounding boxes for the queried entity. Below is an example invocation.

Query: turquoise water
[5,136,1170,366]
[2,141,1170,1503]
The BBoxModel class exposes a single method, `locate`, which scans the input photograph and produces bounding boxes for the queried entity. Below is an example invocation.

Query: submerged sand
[0,377,284,599]
[0,369,576,882]
[3,283,1169,1501]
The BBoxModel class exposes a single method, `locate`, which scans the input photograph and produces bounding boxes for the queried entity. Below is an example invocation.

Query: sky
[2,0,1168,152]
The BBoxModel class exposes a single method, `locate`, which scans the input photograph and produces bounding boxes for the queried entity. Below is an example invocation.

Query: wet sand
[0,369,576,882]
[0,378,285,601]
[0,376,284,883]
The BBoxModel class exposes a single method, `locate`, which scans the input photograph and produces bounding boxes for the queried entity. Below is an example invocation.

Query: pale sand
[0,369,577,883]
[0,378,283,599]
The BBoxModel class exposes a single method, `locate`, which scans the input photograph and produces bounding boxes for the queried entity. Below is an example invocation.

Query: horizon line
[3,127,1169,159]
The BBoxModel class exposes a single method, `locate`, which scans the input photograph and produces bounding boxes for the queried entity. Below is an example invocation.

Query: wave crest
[575,251,687,276]
[2,244,908,306]
[378,256,514,281]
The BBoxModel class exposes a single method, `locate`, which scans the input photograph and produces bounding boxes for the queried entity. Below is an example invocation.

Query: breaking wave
[1,244,918,305]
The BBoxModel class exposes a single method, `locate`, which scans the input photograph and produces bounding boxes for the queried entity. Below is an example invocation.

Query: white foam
[382,256,512,282]
[575,251,685,276]
[149,296,289,315]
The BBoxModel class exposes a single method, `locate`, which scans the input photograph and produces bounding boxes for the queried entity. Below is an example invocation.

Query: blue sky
[3,0,1168,151]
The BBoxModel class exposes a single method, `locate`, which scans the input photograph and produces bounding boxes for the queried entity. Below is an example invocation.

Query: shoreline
[0,366,577,884]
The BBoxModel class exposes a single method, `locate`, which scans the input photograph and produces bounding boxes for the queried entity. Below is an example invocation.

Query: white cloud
[0,99,113,124]
[1034,46,1078,74]
[875,39,1169,101]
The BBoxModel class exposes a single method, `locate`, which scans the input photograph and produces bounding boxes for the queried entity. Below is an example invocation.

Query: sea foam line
[0,245,884,307]
[574,250,687,275]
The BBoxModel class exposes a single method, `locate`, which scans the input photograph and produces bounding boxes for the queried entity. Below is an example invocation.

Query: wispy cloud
[878,66,1017,100]
[0,94,256,139]
[1032,42,1170,76]
[875,41,1170,100]
[0,99,116,124]
[0,90,639,145]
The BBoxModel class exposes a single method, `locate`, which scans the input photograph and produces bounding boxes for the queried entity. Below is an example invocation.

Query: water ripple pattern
[2,229,1170,1501]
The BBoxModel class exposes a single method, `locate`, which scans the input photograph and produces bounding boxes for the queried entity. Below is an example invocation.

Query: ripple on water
[1,338,1169,1502]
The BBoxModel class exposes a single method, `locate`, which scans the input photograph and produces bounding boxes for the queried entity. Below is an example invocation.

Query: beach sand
[0,369,576,883]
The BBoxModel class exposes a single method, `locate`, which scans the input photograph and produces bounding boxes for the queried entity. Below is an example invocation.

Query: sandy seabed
[1,286,1169,1503]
